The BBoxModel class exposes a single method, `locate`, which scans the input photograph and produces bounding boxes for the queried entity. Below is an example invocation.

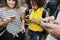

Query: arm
[0,19,9,27]
[20,12,25,32]
[0,16,15,27]
[20,12,26,21]
[21,20,25,32]
[46,11,49,17]
[40,22,58,29]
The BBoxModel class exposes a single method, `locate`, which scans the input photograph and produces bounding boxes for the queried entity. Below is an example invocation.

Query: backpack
[53,10,59,19]
[42,10,48,34]
[25,8,32,28]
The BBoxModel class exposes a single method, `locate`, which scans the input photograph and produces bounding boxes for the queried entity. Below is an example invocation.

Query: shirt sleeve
[0,8,3,20]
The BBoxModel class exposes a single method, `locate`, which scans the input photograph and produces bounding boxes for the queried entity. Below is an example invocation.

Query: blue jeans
[28,30,43,40]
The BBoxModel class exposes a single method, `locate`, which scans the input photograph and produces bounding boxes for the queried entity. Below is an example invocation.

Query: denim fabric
[28,30,43,40]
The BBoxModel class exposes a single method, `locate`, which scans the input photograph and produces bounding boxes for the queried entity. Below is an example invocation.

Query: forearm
[22,20,25,28]
[21,19,25,32]
[55,35,60,40]
[40,22,58,29]
[30,20,40,25]
[43,23,54,28]
[0,19,9,27]
[40,22,60,39]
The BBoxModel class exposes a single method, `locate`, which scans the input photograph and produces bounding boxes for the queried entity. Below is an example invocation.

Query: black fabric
[41,10,48,39]
[28,29,43,33]
[53,10,59,19]
[0,24,7,33]
[25,8,30,16]
[25,8,31,28]
[0,30,25,40]
[42,10,46,18]
[0,27,6,33]
[45,0,58,16]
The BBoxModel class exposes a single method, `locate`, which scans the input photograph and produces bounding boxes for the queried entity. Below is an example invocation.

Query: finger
[47,29,54,34]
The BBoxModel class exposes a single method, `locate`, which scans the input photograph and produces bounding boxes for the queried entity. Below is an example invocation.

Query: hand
[25,15,29,19]
[41,21,60,39]
[53,20,60,25]
[43,16,55,23]
[30,18,40,25]
[20,26,25,33]
[0,19,3,22]
[25,18,30,22]
[30,18,37,23]
[5,16,16,23]
[47,26,60,39]
[10,16,16,20]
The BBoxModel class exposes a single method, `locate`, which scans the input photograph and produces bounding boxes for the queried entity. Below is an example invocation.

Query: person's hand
[0,19,3,22]
[10,16,15,20]
[30,18,41,25]
[25,18,38,24]
[20,26,25,33]
[53,20,60,25]
[25,18,30,22]
[43,16,55,23]
[47,25,60,39]
[30,18,37,23]
[25,15,29,19]
[40,20,60,39]
[5,16,16,23]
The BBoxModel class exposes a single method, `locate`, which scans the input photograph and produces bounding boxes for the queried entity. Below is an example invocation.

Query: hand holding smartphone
[6,16,16,22]
[10,16,16,20]
[25,15,29,19]
[40,17,48,23]
[40,16,55,23]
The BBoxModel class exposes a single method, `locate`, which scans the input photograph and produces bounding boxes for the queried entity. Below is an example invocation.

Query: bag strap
[53,10,59,19]
[42,10,46,18]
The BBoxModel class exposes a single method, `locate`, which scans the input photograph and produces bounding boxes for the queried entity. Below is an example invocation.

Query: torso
[0,7,26,36]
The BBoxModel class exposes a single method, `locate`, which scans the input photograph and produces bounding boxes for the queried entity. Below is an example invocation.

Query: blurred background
[0,0,25,7]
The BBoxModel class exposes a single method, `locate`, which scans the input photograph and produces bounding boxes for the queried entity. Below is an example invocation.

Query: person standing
[25,0,49,40]
[0,0,26,40]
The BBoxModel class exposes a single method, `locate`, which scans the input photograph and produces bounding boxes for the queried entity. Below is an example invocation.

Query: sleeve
[0,8,3,20]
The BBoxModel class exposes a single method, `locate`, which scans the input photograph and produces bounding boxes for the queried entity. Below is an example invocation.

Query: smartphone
[25,15,29,19]
[40,17,48,23]
[40,17,44,21]
[10,16,16,20]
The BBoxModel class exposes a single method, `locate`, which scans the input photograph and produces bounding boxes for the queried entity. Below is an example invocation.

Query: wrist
[37,22,40,25]
[4,19,11,23]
